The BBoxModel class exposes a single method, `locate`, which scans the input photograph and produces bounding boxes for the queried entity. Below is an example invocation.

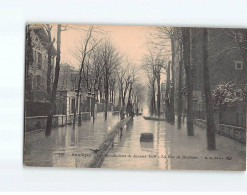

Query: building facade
[28,25,57,101]
[173,28,247,116]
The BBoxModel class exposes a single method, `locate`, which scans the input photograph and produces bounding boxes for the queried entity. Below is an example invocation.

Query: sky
[50,24,156,67]
[50,24,170,84]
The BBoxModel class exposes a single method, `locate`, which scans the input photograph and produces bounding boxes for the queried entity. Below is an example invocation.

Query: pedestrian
[126,101,134,117]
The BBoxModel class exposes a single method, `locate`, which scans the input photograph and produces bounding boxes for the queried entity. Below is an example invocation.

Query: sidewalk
[24,112,120,168]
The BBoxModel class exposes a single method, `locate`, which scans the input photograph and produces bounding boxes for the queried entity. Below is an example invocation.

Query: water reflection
[24,112,120,168]
[101,116,172,169]
[140,142,154,152]
[24,113,246,170]
[126,118,134,131]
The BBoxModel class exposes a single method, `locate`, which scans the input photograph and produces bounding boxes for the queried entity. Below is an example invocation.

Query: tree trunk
[123,84,128,106]
[181,27,194,136]
[100,89,102,102]
[157,69,161,117]
[152,81,156,116]
[128,83,133,103]
[45,24,61,136]
[113,90,115,105]
[118,87,122,106]
[202,28,216,150]
[177,60,182,129]
[109,88,112,103]
[73,94,80,128]
[46,29,53,98]
[165,62,170,120]
[170,39,175,124]
[104,73,109,120]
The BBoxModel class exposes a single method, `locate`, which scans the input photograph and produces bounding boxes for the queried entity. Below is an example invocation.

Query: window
[37,52,42,69]
[36,75,41,89]
[235,61,243,70]
[71,98,75,113]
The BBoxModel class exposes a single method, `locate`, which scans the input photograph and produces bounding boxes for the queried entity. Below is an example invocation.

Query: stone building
[28,25,57,101]
[57,63,79,91]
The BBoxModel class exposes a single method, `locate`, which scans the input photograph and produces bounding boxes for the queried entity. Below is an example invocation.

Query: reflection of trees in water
[126,118,134,131]
[140,141,153,152]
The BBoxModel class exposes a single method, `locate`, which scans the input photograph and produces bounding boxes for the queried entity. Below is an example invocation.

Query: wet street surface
[24,114,246,170]
[102,116,246,170]
[24,113,119,168]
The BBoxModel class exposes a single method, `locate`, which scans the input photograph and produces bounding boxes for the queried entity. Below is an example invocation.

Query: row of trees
[72,26,144,125]
[25,25,145,135]
[143,48,166,118]
[145,26,247,150]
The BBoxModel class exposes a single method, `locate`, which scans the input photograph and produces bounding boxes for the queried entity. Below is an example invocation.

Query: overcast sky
[50,24,169,84]
[50,24,156,67]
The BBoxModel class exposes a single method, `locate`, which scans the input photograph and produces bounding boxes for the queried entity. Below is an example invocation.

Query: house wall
[25,113,91,132]
[28,27,56,101]
[208,29,247,90]
[173,28,246,119]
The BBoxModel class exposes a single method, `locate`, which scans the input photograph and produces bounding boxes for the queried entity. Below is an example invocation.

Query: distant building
[58,63,79,91]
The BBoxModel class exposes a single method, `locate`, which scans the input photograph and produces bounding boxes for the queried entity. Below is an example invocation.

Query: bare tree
[72,26,101,128]
[43,24,55,97]
[177,60,183,129]
[165,61,170,120]
[100,40,121,120]
[45,24,61,136]
[181,27,194,136]
[143,52,157,116]
[143,48,166,116]
[218,29,247,66]
[116,66,127,106]
[149,26,181,122]
[202,28,216,150]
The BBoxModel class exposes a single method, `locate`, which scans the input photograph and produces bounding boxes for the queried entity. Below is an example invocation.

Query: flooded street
[24,114,245,170]
[102,116,246,170]
[102,116,172,169]
[24,113,119,168]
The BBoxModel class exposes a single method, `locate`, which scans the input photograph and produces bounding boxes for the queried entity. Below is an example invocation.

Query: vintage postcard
[24,24,246,170]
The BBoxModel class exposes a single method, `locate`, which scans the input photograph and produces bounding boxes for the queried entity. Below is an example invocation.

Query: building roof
[31,25,57,56]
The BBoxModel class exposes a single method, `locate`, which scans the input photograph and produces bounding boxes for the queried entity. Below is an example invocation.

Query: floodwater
[24,114,246,170]
[101,117,172,169]
[101,116,246,170]
[24,112,119,168]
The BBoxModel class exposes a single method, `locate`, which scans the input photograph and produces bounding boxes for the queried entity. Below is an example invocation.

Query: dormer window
[235,61,243,70]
